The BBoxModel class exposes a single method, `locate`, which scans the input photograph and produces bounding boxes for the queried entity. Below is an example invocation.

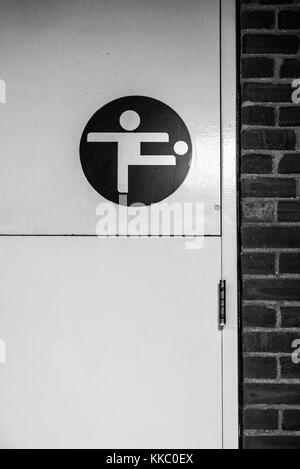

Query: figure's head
[119,110,141,131]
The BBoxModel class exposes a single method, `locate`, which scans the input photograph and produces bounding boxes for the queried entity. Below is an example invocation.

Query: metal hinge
[219,280,226,329]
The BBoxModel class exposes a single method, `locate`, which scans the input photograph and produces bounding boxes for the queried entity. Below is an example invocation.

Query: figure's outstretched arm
[137,133,169,143]
[87,133,122,142]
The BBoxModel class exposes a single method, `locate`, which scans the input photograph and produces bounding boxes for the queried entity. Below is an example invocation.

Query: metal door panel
[0,237,222,449]
[0,0,220,235]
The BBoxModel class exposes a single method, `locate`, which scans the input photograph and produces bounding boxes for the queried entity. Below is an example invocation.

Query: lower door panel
[0,237,222,449]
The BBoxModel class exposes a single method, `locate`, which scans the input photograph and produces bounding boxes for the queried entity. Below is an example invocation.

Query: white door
[0,0,237,449]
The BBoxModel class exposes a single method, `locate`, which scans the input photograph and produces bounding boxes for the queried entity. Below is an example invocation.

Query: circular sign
[80,96,192,206]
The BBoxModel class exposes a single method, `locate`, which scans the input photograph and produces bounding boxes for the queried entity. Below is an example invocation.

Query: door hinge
[219,280,226,329]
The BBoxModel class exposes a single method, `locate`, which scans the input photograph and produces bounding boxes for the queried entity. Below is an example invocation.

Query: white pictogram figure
[87,110,188,193]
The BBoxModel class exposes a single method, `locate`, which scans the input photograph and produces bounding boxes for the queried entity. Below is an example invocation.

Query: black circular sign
[80,96,192,206]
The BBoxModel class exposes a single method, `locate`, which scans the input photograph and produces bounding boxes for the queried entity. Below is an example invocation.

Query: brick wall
[240,0,300,450]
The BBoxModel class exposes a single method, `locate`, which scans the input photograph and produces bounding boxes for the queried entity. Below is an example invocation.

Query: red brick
[278,201,300,222]
[241,154,273,174]
[244,383,300,405]
[242,177,296,197]
[279,10,300,29]
[281,358,300,379]
[243,34,298,54]
[242,57,274,79]
[243,82,292,103]
[280,59,300,78]
[243,279,300,301]
[242,129,296,150]
[242,252,275,274]
[242,200,275,223]
[244,331,299,353]
[242,10,275,29]
[282,410,300,431]
[243,305,277,328]
[279,106,300,127]
[244,436,300,450]
[242,226,300,249]
[244,409,278,430]
[243,1,294,4]
[242,105,275,126]
[280,253,300,273]
[278,153,300,174]
[244,356,277,379]
[281,307,300,328]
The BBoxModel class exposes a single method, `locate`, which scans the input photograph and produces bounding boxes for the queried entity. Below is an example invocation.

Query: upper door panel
[0,0,220,235]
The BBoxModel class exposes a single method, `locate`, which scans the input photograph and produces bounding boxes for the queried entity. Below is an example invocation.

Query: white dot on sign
[120,110,141,131]
[174,141,188,156]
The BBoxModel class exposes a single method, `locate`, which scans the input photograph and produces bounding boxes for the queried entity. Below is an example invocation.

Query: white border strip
[221,0,239,449]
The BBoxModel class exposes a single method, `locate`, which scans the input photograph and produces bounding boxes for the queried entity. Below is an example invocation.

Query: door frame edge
[220,0,239,450]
